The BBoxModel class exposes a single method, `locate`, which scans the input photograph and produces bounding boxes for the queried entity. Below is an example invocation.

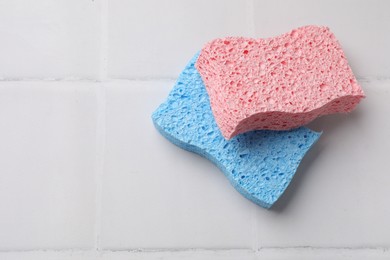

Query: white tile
[253,0,390,78]
[0,82,97,249]
[0,0,101,79]
[101,81,257,249]
[255,80,390,247]
[256,248,390,260]
[0,250,258,260]
[107,0,252,79]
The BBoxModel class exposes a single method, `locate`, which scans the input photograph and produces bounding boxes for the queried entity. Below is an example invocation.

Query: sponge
[196,25,365,139]
[152,53,321,208]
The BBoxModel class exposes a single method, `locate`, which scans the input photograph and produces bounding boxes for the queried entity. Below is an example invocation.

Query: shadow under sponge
[152,53,321,208]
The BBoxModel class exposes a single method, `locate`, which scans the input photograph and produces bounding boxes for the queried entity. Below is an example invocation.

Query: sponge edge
[196,25,365,139]
[152,53,321,208]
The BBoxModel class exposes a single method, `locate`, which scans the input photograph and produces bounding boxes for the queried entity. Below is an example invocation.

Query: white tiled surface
[100,81,255,249]
[0,0,101,79]
[0,82,97,249]
[255,81,390,247]
[0,0,390,259]
[107,0,253,79]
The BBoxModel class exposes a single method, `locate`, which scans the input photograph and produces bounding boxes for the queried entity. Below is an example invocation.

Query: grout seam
[0,247,389,254]
[0,249,251,254]
[93,0,109,250]
[99,0,109,81]
[0,76,389,83]
[251,207,260,252]
[0,77,177,82]
[94,83,107,251]
[246,0,256,37]
[257,246,390,251]
[100,248,251,253]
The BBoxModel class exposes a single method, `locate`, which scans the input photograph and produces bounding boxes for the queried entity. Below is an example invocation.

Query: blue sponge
[152,53,321,208]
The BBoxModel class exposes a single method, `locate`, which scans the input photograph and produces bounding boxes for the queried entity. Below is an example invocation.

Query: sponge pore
[152,53,321,208]
[196,25,365,139]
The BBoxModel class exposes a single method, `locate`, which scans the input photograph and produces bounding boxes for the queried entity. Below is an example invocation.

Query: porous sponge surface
[196,25,365,139]
[152,53,321,208]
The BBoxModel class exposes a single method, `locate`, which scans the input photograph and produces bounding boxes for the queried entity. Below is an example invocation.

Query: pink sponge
[196,25,365,139]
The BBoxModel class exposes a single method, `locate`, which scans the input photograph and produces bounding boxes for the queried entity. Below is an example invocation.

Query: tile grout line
[94,0,108,251]
[94,83,107,251]
[257,246,390,250]
[251,207,260,253]
[99,0,109,81]
[0,247,389,254]
[0,76,389,83]
[0,77,177,83]
[246,0,256,37]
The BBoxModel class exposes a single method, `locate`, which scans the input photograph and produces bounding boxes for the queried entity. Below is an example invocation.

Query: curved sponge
[196,25,365,139]
[152,53,321,208]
